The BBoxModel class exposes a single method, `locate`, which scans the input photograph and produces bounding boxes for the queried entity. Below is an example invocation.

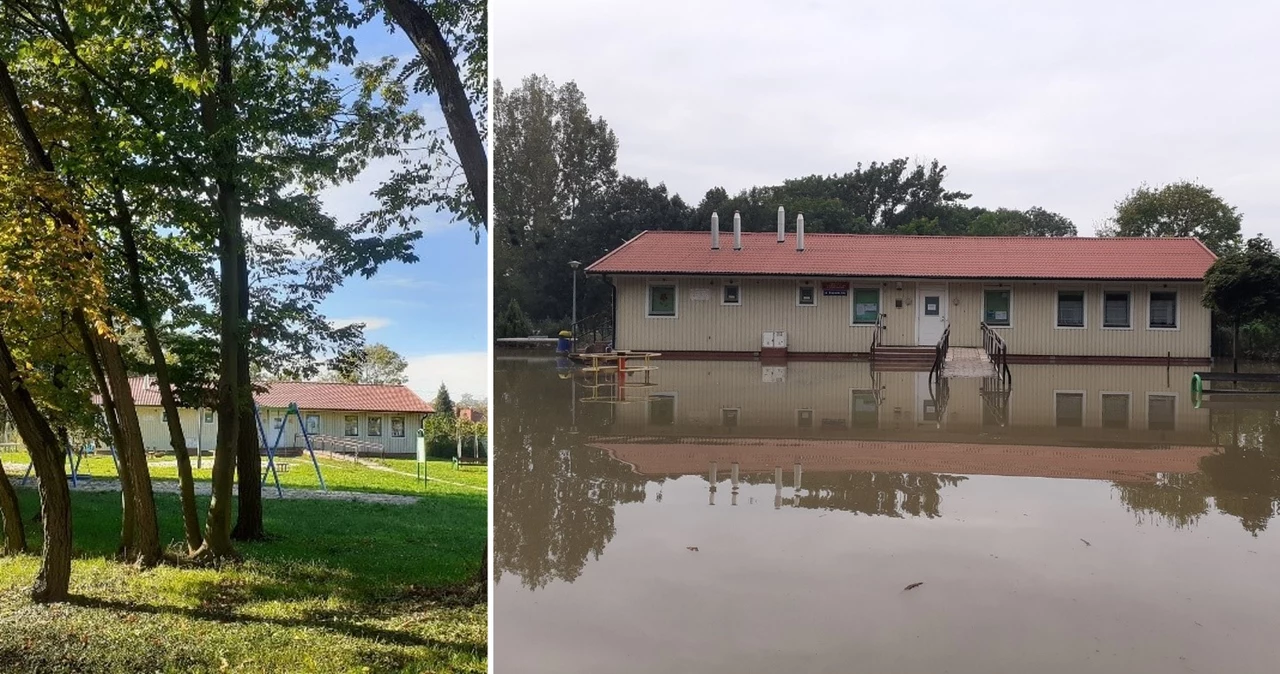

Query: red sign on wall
[822,281,850,296]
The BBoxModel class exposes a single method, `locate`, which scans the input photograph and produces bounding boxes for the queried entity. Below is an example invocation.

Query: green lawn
[0,454,487,673]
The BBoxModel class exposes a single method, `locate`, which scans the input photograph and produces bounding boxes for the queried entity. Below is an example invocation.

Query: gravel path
[6,473,419,506]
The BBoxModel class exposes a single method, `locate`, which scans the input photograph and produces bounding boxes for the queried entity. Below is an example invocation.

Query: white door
[916,285,948,345]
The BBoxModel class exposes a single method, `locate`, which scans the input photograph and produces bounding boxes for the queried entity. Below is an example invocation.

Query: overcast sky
[493,0,1279,241]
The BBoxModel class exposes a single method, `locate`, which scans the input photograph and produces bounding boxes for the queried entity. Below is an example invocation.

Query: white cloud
[375,276,445,290]
[405,351,489,400]
[317,155,464,236]
[330,316,392,332]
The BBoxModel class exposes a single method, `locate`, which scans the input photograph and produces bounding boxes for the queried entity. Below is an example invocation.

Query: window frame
[367,415,383,438]
[795,409,814,428]
[721,282,741,306]
[796,283,817,307]
[1146,393,1178,431]
[850,287,881,325]
[343,414,360,437]
[1099,392,1132,429]
[161,410,169,423]
[1054,390,1086,427]
[1101,289,1133,330]
[720,408,740,427]
[647,392,677,426]
[1055,289,1087,329]
[1148,290,1179,331]
[391,416,406,438]
[202,410,215,425]
[646,282,678,318]
[982,287,1012,328]
[304,413,321,434]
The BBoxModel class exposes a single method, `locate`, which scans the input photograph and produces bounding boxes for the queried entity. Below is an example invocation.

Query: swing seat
[453,455,487,469]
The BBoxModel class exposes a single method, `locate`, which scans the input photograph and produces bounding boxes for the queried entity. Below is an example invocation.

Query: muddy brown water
[495,354,1280,673]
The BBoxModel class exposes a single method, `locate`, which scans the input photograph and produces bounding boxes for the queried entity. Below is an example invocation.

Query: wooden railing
[929,324,950,382]
[980,322,1013,386]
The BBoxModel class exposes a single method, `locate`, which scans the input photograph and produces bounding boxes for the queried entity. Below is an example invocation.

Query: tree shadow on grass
[67,594,486,657]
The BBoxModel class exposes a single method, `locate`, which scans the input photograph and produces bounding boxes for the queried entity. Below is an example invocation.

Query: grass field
[0,452,488,673]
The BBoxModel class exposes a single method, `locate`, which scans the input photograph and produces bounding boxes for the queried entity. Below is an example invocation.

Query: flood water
[494,354,1280,673]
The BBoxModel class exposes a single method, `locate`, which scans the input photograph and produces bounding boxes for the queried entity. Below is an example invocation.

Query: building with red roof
[122,377,433,455]
[585,211,1216,363]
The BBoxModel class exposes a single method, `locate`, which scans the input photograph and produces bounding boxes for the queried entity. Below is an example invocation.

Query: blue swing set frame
[255,402,327,498]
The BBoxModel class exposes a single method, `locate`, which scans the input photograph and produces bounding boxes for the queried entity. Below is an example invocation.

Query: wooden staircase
[870,345,936,371]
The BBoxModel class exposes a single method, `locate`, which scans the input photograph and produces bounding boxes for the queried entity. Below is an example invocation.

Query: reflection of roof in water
[592,437,1217,483]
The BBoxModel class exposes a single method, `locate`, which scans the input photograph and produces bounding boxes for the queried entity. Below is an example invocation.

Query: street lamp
[569,260,581,333]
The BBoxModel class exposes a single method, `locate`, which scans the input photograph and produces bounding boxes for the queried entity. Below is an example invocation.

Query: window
[648,285,676,317]
[1055,392,1084,427]
[1149,291,1178,329]
[391,416,405,438]
[722,284,741,305]
[1101,393,1131,429]
[649,394,676,426]
[923,296,941,316]
[344,414,359,437]
[203,410,215,424]
[852,288,880,324]
[161,410,168,423]
[272,416,284,430]
[721,408,740,427]
[1057,291,1085,327]
[796,409,814,428]
[922,400,938,422]
[367,416,382,437]
[1148,395,1176,431]
[983,289,1011,326]
[1103,291,1131,328]
[851,391,878,427]
[305,414,321,433]
[797,285,816,306]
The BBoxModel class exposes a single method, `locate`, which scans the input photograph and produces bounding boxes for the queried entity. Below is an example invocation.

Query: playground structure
[576,351,661,405]
[255,402,327,497]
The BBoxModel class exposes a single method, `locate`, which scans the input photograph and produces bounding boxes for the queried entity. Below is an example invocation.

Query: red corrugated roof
[120,377,433,414]
[586,231,1217,280]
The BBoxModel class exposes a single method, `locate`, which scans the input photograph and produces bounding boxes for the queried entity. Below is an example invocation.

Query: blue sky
[313,14,488,401]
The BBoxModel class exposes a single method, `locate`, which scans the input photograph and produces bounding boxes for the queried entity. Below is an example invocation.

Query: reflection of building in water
[606,360,1210,446]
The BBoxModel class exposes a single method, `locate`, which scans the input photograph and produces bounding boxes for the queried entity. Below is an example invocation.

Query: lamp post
[569,260,581,333]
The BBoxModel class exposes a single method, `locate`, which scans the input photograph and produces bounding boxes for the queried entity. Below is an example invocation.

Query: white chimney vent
[796,213,805,251]
[711,212,720,250]
[733,211,742,250]
[777,206,785,243]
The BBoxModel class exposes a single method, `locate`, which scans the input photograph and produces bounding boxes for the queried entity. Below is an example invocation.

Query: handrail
[980,322,1013,386]
[929,323,950,382]
[870,312,885,355]
[571,309,613,351]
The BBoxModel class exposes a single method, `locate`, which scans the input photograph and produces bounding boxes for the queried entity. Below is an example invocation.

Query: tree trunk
[94,327,162,566]
[73,317,136,558]
[231,258,264,541]
[0,458,26,554]
[0,329,72,602]
[382,0,488,223]
[191,4,241,560]
[116,199,204,553]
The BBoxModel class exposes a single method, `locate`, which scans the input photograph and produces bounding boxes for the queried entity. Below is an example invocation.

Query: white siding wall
[135,406,425,455]
[613,276,1210,359]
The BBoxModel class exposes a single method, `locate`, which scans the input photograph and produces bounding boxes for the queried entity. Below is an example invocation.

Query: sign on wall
[822,281,850,296]
[690,288,711,301]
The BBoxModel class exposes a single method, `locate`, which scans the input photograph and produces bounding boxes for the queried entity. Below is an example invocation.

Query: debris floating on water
[686,546,699,552]
[1080,538,1092,547]
[903,582,924,591]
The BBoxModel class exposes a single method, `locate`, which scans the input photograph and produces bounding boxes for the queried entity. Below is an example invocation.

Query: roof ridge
[639,230,1207,242]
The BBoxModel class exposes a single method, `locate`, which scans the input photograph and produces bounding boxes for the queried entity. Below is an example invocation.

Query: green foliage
[1106,181,1242,255]
[434,383,456,417]
[1203,236,1280,325]
[496,298,533,338]
[326,342,410,385]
